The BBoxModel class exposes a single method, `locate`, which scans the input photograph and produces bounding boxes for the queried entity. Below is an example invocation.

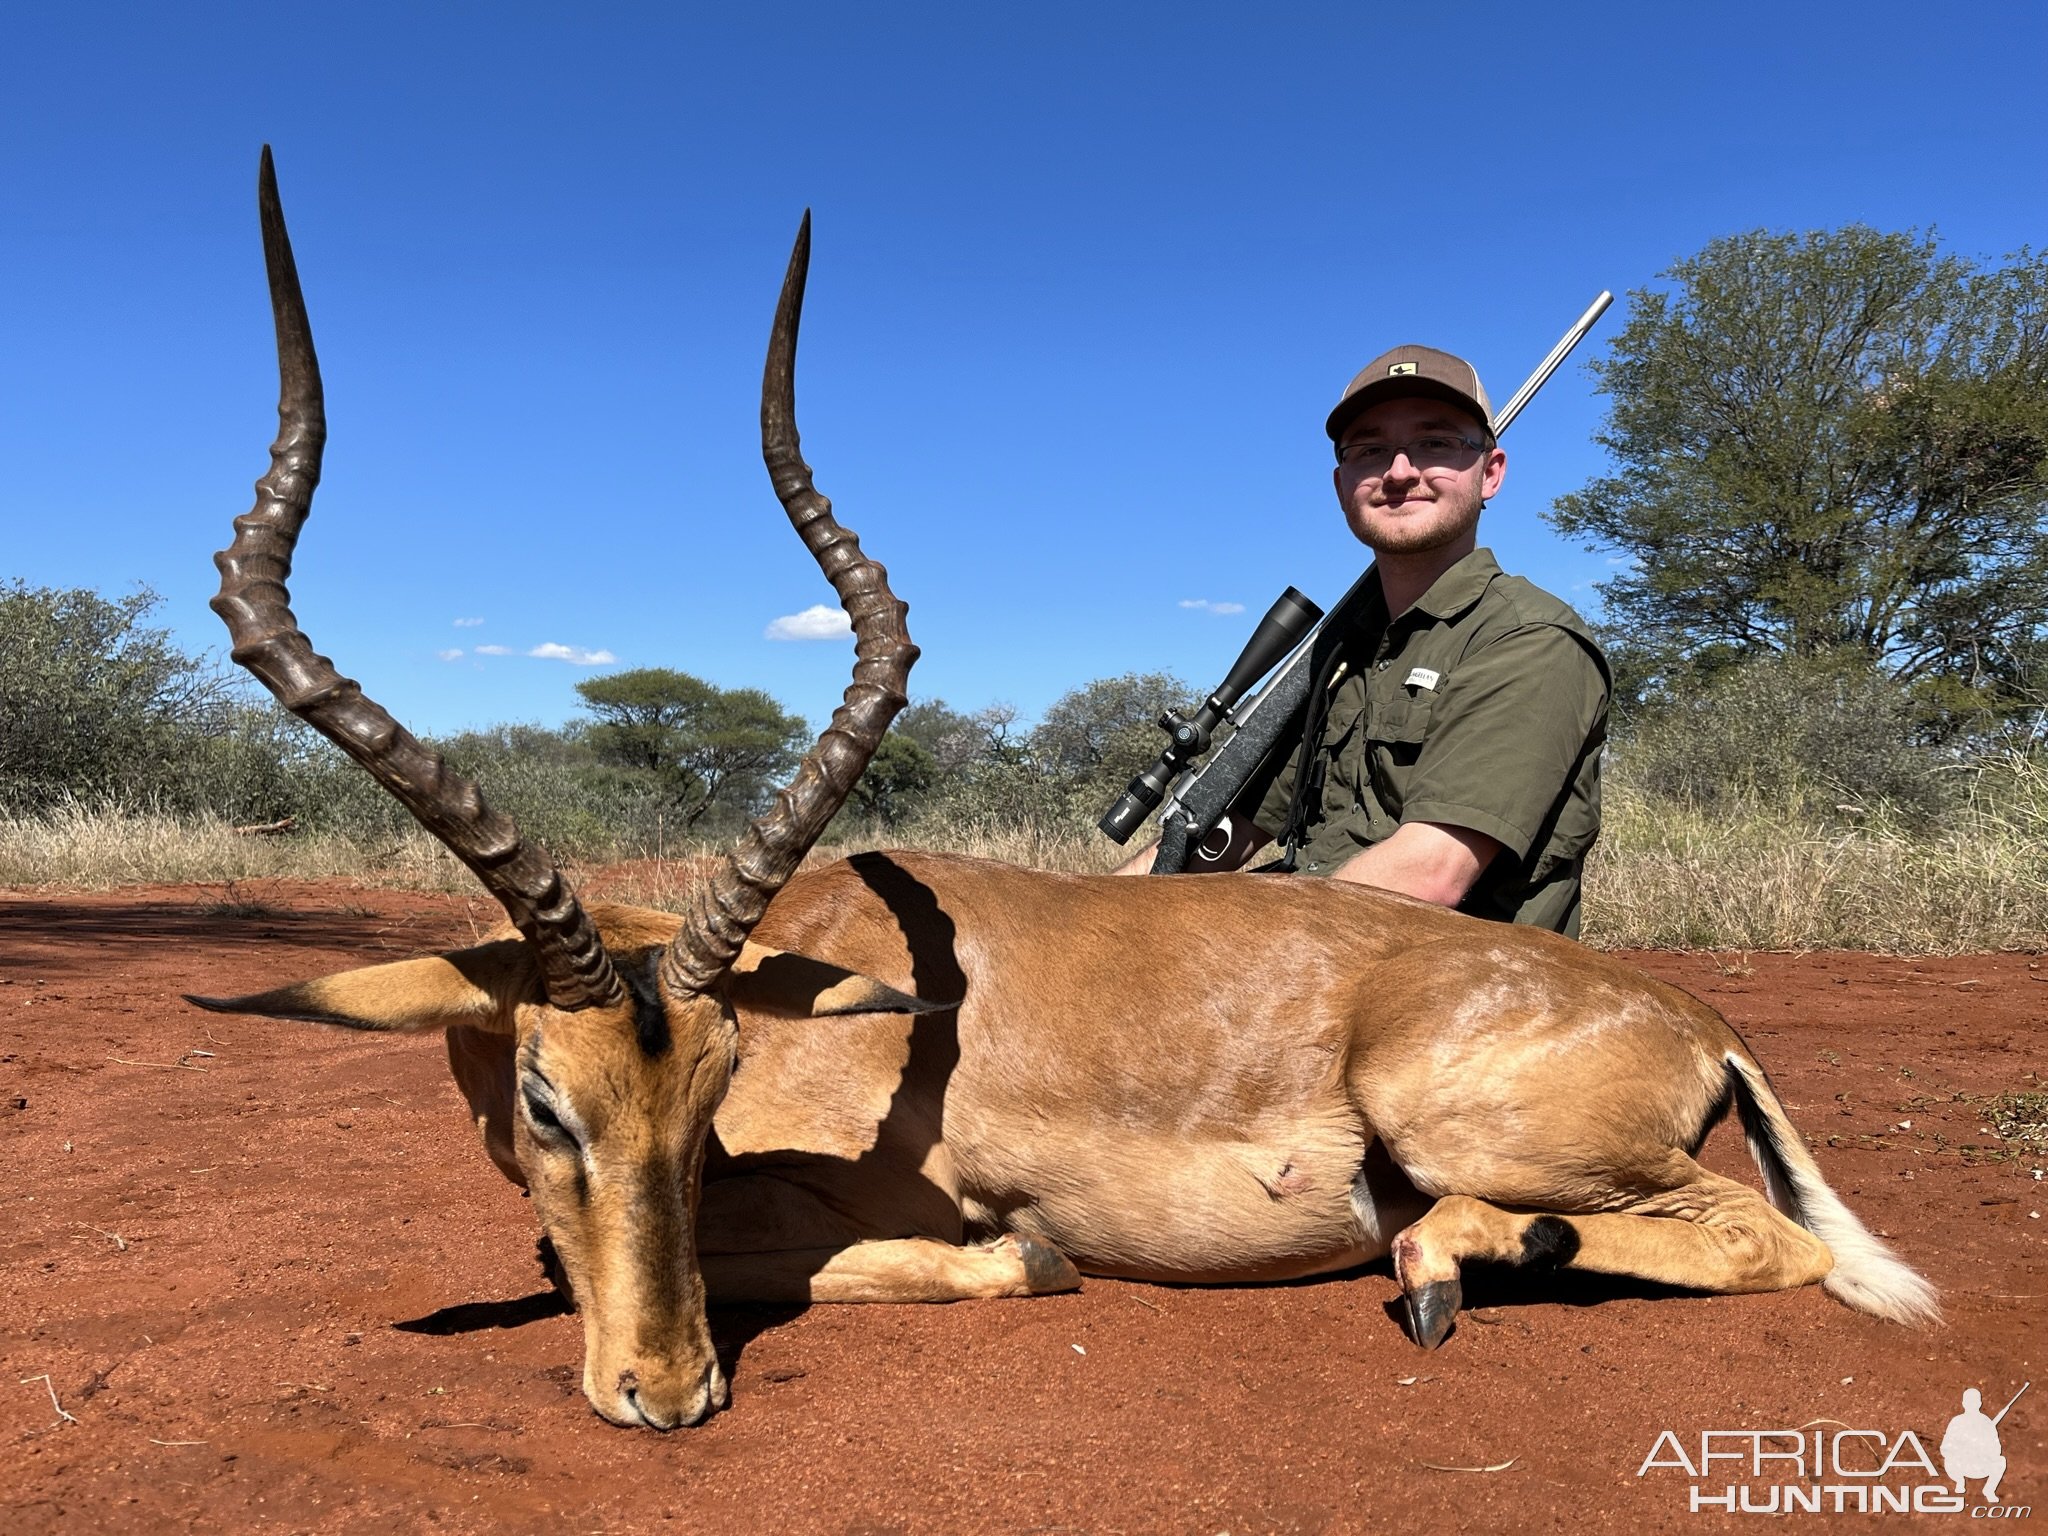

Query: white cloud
[1179,599,1247,616]
[466,640,616,664]
[765,604,853,641]
[437,648,464,662]
[528,643,617,664]
[452,617,485,628]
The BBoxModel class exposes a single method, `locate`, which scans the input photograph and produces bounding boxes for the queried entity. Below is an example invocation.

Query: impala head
[192,148,919,1429]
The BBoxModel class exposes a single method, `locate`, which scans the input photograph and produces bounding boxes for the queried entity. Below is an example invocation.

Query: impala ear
[184,939,531,1034]
[728,942,946,1019]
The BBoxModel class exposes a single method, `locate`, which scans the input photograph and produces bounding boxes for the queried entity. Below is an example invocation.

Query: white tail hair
[1725,1053,1941,1327]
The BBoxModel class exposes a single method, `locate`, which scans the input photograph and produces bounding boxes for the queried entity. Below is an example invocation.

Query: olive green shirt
[1248,548,1609,937]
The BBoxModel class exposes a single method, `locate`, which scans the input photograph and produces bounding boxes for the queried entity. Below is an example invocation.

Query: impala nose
[612,1361,728,1430]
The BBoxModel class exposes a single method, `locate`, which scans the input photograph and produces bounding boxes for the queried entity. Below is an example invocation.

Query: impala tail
[1724,1053,1940,1326]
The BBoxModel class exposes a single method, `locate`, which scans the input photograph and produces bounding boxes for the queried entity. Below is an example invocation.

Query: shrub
[0,582,232,810]
[1614,653,1952,823]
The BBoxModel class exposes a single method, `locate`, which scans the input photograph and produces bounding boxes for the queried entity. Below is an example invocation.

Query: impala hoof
[993,1233,1082,1294]
[1403,1277,1461,1350]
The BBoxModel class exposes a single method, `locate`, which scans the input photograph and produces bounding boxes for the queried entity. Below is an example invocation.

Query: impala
[196,151,1937,1432]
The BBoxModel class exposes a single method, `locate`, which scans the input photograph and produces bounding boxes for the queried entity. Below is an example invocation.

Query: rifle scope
[1098,586,1323,844]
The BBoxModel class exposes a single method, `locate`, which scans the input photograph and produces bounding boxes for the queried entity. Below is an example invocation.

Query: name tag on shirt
[1404,667,1441,691]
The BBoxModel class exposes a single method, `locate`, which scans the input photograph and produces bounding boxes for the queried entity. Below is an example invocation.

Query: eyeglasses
[1335,433,1490,473]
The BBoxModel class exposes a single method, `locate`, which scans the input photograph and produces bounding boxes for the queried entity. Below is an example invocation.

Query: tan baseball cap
[1326,344,1494,443]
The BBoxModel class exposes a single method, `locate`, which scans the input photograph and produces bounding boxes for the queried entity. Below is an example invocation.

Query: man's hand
[1330,821,1498,906]
[1111,840,1159,876]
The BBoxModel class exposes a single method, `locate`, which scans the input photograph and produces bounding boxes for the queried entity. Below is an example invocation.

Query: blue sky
[5,3,2044,738]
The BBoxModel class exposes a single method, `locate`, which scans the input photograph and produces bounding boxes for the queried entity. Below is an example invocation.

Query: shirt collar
[1405,547,1502,622]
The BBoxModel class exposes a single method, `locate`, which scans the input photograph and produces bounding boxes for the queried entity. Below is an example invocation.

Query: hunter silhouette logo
[1943,1383,2027,1504]
[1637,1380,2030,1516]
[1387,361,1418,375]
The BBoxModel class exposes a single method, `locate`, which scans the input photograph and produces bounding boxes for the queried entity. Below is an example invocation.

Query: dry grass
[10,762,2048,952]
[0,803,1127,904]
[1585,763,2048,953]
[575,821,1121,910]
[0,801,467,891]
[830,819,1128,874]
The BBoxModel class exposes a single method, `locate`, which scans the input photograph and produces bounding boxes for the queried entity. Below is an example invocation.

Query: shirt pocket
[1367,691,1435,754]
[1363,691,1434,815]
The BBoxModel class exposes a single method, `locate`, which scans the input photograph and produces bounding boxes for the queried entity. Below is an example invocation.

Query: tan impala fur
[202,849,1937,1428]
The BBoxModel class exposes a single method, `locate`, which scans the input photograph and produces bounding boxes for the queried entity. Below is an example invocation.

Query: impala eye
[522,1085,576,1144]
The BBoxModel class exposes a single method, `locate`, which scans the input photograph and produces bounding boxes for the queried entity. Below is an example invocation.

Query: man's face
[1332,396,1506,557]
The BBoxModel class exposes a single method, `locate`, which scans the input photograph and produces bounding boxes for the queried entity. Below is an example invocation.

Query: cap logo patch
[1388,362,1418,376]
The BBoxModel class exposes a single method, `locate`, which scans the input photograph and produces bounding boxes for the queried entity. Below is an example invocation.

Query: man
[1118,344,1608,938]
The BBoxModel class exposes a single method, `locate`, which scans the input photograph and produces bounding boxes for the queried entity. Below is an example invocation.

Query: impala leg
[1391,1169,1834,1347]
[1544,1173,1834,1294]
[696,1173,1078,1303]
[703,1233,1080,1304]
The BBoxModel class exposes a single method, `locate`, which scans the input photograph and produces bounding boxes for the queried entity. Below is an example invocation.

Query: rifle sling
[1274,576,1381,870]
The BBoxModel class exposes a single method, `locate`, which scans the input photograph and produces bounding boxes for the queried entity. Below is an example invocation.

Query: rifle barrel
[1491,290,1612,436]
[1992,1381,2030,1425]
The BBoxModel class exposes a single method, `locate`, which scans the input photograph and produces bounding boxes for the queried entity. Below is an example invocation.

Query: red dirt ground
[2,879,2042,1534]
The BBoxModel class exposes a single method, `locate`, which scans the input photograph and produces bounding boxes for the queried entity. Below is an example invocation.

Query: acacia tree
[1549,227,2048,732]
[574,668,807,830]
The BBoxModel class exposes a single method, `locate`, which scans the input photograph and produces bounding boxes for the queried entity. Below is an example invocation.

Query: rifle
[1993,1381,2030,1426]
[1100,291,1614,874]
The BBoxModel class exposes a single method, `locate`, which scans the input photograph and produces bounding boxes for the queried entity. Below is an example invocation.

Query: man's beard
[1354,482,1484,554]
